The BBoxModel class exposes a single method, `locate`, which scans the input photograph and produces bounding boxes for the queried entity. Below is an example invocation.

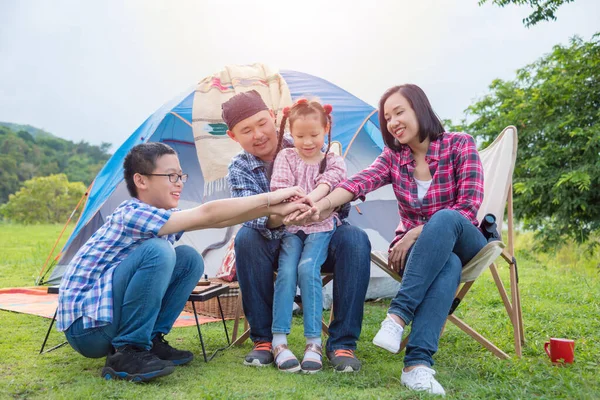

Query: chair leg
[39,307,68,355]
[232,327,251,346]
[399,335,409,353]
[509,262,523,357]
[232,294,250,347]
[447,314,509,359]
[231,290,245,344]
[489,263,513,317]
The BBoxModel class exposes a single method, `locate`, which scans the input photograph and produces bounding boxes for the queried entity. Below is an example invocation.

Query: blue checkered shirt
[227,136,348,240]
[56,199,181,331]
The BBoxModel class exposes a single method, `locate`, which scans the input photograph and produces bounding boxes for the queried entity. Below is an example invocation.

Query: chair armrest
[370,251,402,282]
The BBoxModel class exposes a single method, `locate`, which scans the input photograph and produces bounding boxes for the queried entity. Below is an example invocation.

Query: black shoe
[243,341,274,367]
[151,334,194,365]
[326,349,362,372]
[101,345,175,382]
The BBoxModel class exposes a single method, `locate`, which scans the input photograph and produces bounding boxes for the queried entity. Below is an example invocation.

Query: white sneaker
[401,366,446,396]
[372,314,404,353]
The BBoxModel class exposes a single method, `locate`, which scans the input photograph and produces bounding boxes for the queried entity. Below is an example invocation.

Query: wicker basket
[184,278,243,319]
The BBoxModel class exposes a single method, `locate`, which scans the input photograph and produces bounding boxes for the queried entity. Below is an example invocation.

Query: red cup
[544,338,575,364]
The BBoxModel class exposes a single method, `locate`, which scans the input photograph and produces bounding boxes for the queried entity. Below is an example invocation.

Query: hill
[0,122,55,139]
[0,123,111,204]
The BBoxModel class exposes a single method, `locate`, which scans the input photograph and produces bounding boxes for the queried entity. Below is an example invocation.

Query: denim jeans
[235,221,370,351]
[64,238,204,358]
[388,209,487,367]
[272,226,336,338]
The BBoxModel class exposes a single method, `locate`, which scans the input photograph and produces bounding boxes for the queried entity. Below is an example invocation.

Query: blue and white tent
[44,68,400,300]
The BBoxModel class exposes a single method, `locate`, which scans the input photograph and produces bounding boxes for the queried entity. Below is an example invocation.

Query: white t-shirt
[415,178,432,203]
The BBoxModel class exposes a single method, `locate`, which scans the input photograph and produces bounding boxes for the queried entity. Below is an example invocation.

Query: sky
[1,0,599,149]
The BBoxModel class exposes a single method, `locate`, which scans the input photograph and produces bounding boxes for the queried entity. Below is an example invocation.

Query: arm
[448,134,484,222]
[158,187,308,236]
[311,153,347,202]
[268,149,297,228]
[315,150,393,216]
[227,157,286,237]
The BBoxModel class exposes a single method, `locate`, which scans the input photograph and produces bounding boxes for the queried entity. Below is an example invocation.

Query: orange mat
[0,287,220,328]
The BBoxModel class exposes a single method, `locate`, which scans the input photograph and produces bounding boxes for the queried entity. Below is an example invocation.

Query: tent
[40,67,401,302]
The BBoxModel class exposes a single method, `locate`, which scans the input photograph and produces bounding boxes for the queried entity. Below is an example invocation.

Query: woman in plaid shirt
[297,85,487,395]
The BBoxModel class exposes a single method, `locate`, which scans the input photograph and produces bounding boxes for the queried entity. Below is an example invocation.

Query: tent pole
[170,112,193,127]
[343,109,377,159]
[36,181,93,285]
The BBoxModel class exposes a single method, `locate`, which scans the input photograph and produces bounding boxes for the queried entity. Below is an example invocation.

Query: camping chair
[231,141,344,346]
[370,126,523,359]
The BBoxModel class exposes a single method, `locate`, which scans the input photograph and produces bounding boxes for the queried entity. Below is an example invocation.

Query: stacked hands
[273,187,413,273]
[269,187,326,225]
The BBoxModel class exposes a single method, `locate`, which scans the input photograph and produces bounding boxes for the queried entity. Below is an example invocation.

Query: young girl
[269,99,347,373]
[301,85,486,394]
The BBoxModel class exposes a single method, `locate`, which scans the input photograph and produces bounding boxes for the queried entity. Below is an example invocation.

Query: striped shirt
[270,148,347,234]
[57,199,181,331]
[338,132,484,245]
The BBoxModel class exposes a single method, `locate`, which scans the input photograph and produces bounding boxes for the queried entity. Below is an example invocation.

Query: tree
[479,0,575,27]
[455,34,600,248]
[0,174,86,224]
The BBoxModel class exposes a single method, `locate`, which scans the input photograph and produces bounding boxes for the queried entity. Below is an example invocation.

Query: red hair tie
[282,106,290,117]
[323,104,333,115]
[296,99,308,105]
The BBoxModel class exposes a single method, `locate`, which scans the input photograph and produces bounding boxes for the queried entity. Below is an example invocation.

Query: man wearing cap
[223,90,371,372]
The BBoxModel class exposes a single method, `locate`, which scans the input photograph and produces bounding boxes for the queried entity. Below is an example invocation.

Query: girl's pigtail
[276,107,290,158]
[319,106,333,174]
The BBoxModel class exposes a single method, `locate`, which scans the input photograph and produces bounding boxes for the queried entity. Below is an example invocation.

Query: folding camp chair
[370,126,523,359]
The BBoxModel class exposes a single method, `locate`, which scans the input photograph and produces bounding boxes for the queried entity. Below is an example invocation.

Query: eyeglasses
[144,173,189,183]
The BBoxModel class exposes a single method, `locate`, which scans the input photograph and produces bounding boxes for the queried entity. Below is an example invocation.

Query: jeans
[64,238,204,358]
[235,221,370,351]
[388,209,487,367]
[272,226,336,338]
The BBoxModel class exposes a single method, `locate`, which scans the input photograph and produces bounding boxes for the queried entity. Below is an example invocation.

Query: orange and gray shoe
[244,341,274,367]
[326,349,361,372]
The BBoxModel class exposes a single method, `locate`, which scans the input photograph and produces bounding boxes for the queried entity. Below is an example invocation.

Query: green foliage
[455,34,600,249]
[0,174,86,224]
[0,123,111,204]
[479,0,575,27]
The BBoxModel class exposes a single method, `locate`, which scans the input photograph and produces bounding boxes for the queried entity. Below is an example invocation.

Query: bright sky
[1,0,598,148]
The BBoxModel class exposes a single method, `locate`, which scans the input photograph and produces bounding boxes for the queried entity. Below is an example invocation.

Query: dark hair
[378,84,444,151]
[277,99,333,174]
[123,142,176,197]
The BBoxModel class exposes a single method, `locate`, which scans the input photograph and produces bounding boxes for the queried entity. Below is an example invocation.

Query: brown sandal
[301,343,323,373]
[273,344,301,373]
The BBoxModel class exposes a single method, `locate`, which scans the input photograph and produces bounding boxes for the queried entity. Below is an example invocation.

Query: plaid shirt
[228,135,349,240]
[57,199,181,331]
[338,132,484,245]
[271,148,347,234]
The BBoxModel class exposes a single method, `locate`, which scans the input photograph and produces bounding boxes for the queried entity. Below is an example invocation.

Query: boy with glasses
[57,142,309,382]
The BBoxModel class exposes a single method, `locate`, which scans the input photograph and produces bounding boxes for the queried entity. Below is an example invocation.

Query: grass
[0,223,599,399]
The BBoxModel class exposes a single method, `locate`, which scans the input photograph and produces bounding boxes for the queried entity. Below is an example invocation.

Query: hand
[283,206,318,226]
[268,187,308,205]
[388,226,423,272]
[270,201,311,217]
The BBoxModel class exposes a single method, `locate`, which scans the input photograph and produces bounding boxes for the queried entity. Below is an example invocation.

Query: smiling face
[226,109,279,161]
[383,92,420,147]
[290,114,327,162]
[135,154,183,210]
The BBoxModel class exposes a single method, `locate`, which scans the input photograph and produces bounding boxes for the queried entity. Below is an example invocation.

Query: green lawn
[0,223,598,399]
